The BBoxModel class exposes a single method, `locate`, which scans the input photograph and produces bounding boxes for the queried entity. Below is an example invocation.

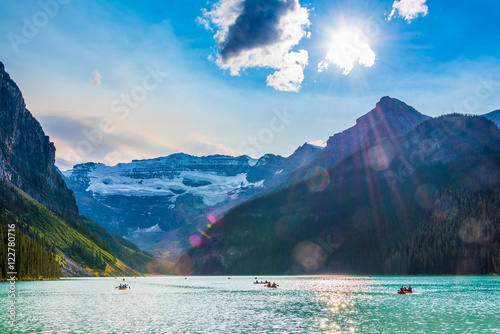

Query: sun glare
[318,25,376,75]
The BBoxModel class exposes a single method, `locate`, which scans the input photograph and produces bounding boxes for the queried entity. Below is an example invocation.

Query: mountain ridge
[63,140,324,254]
[188,113,500,275]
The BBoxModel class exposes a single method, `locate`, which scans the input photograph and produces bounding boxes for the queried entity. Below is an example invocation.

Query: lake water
[1,276,499,333]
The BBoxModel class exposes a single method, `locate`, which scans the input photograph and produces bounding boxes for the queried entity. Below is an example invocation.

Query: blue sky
[1,0,500,170]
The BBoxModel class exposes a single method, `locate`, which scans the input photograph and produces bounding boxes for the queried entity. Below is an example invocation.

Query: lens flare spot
[207,214,217,224]
[207,223,212,228]
[292,242,326,272]
[368,144,395,171]
[458,218,492,244]
[305,166,330,192]
[434,196,458,221]
[415,183,439,209]
[189,234,202,247]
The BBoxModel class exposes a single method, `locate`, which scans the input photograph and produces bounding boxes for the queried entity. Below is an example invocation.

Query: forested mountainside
[0,61,153,280]
[189,115,500,275]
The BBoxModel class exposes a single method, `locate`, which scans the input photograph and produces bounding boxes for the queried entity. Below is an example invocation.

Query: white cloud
[388,0,428,22]
[266,50,308,92]
[90,69,102,87]
[202,0,310,92]
[308,139,327,147]
[318,27,376,75]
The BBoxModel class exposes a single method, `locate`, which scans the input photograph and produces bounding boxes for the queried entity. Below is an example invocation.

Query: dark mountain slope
[189,115,500,275]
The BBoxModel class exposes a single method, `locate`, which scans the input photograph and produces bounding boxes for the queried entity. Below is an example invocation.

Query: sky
[1,0,500,170]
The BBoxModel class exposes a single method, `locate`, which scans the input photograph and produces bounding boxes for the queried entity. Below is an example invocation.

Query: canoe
[254,282,269,284]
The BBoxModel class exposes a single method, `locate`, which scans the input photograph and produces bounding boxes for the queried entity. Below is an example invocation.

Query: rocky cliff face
[0,62,79,218]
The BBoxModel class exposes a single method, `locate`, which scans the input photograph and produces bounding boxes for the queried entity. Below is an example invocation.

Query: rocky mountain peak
[354,96,426,133]
[0,62,79,219]
[287,143,323,164]
[325,96,430,149]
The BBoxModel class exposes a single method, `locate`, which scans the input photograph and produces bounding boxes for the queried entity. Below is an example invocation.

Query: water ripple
[0,276,499,333]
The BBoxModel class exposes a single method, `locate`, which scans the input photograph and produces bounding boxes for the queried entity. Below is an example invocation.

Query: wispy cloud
[388,0,428,22]
[201,0,310,92]
[90,69,102,87]
[180,132,238,157]
[36,114,174,169]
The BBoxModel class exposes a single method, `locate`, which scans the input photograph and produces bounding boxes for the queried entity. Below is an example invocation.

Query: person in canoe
[272,282,277,288]
[407,285,412,292]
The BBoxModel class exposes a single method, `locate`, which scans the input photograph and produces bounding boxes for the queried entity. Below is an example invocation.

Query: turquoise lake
[1,276,499,333]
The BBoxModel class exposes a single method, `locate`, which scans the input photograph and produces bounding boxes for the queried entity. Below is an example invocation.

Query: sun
[319,25,376,75]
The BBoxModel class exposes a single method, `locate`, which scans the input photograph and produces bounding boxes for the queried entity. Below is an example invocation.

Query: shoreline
[3,273,497,282]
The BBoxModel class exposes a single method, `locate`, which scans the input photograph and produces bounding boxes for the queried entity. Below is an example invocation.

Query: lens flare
[292,241,326,272]
[368,143,395,171]
[197,228,211,238]
[207,214,217,224]
[458,218,492,244]
[434,196,458,221]
[189,234,202,247]
[305,166,330,192]
[415,183,439,209]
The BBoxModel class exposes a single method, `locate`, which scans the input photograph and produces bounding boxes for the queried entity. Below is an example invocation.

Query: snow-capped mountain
[63,148,321,252]
[67,154,263,206]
